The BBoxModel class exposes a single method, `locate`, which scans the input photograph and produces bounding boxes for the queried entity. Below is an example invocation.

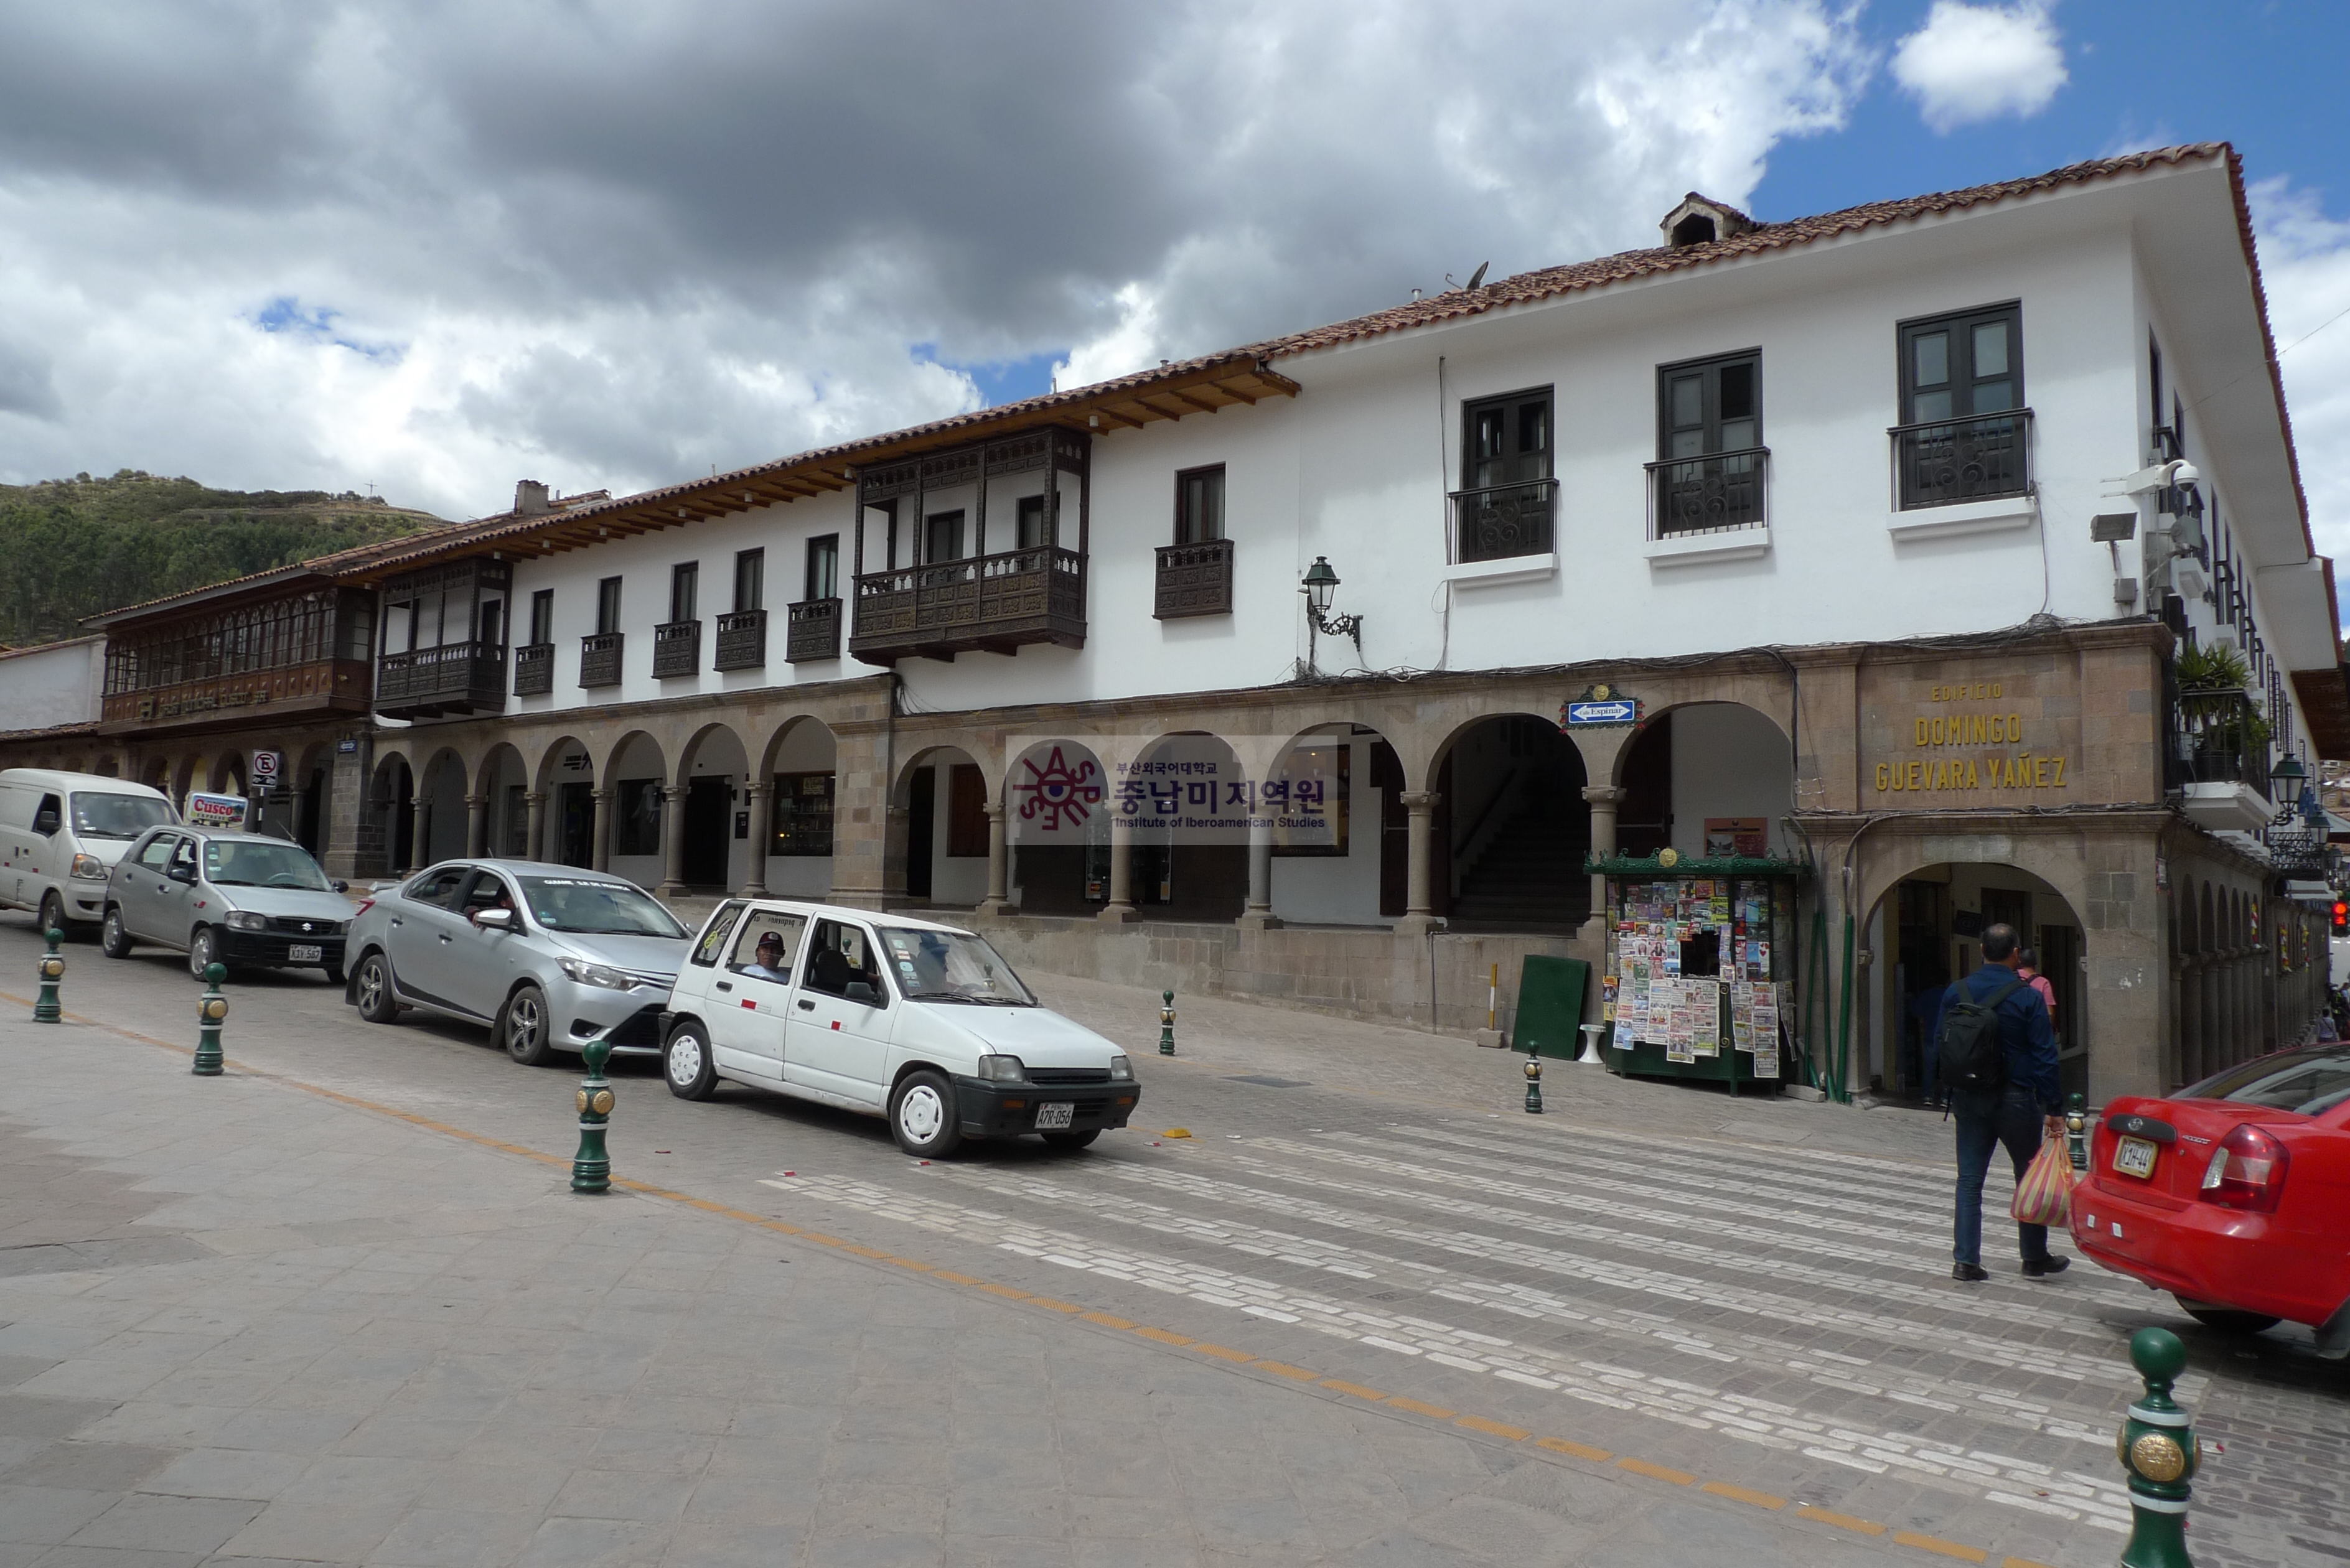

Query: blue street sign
[1565,699,1637,726]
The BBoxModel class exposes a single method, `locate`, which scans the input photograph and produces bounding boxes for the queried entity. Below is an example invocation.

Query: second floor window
[1466,390,1552,488]
[1653,353,1763,535]
[1453,390,1554,562]
[1016,495,1051,550]
[805,534,839,600]
[1174,466,1224,544]
[734,549,763,612]
[477,599,503,649]
[529,589,553,645]
[1895,305,2027,509]
[670,562,698,623]
[924,510,965,564]
[596,577,622,636]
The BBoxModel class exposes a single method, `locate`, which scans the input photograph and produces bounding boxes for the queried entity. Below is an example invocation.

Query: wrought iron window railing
[1446,479,1557,562]
[579,632,624,689]
[714,609,766,671]
[786,599,841,662]
[652,619,700,678]
[1889,409,2033,510]
[1153,538,1234,618]
[513,642,555,696]
[1645,447,1769,537]
[2172,688,2271,798]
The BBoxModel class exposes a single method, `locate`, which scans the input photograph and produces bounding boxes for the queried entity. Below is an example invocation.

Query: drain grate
[1225,1074,1312,1088]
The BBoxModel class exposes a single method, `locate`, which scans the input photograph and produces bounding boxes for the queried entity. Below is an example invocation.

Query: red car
[2072,1043,2350,1355]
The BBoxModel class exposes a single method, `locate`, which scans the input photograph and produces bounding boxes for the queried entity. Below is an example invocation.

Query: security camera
[2170,460,2200,486]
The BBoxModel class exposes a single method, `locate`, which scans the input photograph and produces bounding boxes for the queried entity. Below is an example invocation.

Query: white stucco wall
[0,638,105,732]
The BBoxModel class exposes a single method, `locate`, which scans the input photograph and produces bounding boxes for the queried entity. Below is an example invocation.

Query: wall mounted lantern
[1299,556,1363,669]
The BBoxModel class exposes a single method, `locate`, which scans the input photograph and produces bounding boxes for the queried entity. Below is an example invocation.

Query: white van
[0,769,179,936]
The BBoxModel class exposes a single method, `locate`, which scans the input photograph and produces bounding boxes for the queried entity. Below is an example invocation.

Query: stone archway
[752,716,840,898]
[672,721,752,895]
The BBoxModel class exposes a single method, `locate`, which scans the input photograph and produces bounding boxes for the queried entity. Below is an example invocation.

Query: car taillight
[2199,1124,2290,1212]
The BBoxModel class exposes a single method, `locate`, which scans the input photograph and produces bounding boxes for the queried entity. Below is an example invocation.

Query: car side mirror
[844,980,878,1005]
[167,864,195,884]
[474,907,515,930]
[331,879,349,893]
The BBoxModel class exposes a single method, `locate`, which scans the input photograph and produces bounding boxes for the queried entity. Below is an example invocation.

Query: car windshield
[204,839,332,890]
[518,876,687,937]
[71,793,172,840]
[2181,1047,2350,1116]
[879,927,1035,1006]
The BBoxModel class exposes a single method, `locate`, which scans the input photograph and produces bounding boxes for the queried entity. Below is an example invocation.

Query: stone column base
[1390,914,1446,938]
[1237,911,1284,931]
[973,898,1017,918]
[1097,904,1142,925]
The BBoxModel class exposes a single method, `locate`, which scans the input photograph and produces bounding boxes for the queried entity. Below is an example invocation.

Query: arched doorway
[1432,714,1588,930]
[602,732,668,889]
[1613,701,1794,861]
[675,722,751,894]
[292,742,333,856]
[1868,861,2087,1103]
[1006,739,1110,915]
[895,744,990,908]
[759,718,838,897]
[477,744,530,857]
[536,737,596,867]
[416,749,469,865]
[370,754,415,873]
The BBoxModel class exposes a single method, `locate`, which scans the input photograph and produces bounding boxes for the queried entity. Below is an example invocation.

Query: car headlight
[975,1054,1028,1082]
[70,853,108,880]
[1108,1054,1133,1081]
[559,958,639,991]
[223,910,268,931]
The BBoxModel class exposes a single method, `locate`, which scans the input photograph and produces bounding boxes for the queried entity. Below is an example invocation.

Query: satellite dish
[1466,261,1489,290]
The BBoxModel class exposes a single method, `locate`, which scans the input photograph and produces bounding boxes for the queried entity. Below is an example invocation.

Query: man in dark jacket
[1945,923,2067,1282]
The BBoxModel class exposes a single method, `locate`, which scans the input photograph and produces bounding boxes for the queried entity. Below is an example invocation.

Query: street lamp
[1299,556,1364,670]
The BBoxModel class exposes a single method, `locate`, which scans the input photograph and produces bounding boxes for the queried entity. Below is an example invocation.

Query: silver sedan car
[343,860,690,1064]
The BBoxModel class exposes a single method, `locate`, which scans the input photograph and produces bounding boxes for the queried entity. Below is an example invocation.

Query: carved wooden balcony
[1154,539,1234,618]
[714,609,767,671]
[787,599,840,663]
[376,641,507,719]
[513,642,554,696]
[652,619,700,678]
[579,632,624,689]
[849,548,1085,665]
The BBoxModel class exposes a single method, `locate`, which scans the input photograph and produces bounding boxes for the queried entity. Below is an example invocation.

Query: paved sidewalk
[4,994,1975,1568]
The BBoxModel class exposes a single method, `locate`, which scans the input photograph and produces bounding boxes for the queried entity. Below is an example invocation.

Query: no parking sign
[251,750,284,785]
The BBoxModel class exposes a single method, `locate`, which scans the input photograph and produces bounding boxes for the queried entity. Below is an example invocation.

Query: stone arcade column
[591,788,613,872]
[406,795,430,874]
[659,785,689,896]
[978,801,1013,916]
[464,793,489,858]
[1393,790,1442,936]
[741,782,771,895]
[1240,813,1280,930]
[1581,785,1625,935]
[523,791,548,864]
[1099,813,1139,923]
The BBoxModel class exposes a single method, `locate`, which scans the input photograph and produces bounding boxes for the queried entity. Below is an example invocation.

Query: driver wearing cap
[741,931,793,982]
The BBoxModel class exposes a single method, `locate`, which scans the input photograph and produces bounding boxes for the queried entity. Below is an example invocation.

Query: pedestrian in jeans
[1944,923,2068,1282]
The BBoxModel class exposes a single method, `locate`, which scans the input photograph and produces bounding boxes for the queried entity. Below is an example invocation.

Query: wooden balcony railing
[579,632,624,689]
[714,609,766,671]
[1154,539,1234,618]
[848,547,1085,665]
[513,642,555,696]
[100,657,372,732]
[652,619,700,678]
[376,642,507,719]
[786,599,841,663]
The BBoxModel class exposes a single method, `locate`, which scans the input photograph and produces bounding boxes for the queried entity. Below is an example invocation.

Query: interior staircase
[1449,807,1591,928]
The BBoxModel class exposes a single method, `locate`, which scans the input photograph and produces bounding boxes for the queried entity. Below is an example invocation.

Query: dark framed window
[805,534,838,600]
[477,599,503,649]
[772,770,835,856]
[1893,306,2028,509]
[1465,390,1552,487]
[1016,495,1050,550]
[669,562,698,623]
[596,577,622,635]
[923,510,965,564]
[947,763,988,857]
[528,589,553,645]
[1659,353,1759,458]
[1174,465,1225,544]
[734,549,764,612]
[614,778,662,856]
[1900,304,2020,424]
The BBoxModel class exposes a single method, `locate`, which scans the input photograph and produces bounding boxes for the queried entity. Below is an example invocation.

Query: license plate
[288,943,322,963]
[1035,1103,1074,1131]
[2114,1136,2157,1179]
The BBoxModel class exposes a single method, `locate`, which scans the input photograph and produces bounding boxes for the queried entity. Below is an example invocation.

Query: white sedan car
[657,900,1140,1157]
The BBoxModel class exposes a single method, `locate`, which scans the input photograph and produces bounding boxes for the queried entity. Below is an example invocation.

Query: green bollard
[193,963,227,1075]
[33,927,65,1023]
[571,1037,614,1193]
[1159,989,1176,1057]
[1523,1052,1543,1114]
[2065,1091,2090,1174]
[2117,1327,2198,1568]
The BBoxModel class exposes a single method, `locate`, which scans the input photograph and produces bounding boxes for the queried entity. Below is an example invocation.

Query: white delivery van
[0,769,179,936]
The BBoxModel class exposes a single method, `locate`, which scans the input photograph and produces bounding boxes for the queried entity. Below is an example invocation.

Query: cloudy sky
[1,0,2346,564]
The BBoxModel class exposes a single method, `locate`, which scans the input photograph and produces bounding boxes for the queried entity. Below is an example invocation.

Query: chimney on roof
[1659,193,1754,249]
[515,479,550,517]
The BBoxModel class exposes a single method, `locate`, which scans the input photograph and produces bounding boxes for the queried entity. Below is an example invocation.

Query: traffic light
[2331,900,2346,934]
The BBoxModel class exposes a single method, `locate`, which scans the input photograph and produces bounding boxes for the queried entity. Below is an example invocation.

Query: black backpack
[1937,978,2024,1099]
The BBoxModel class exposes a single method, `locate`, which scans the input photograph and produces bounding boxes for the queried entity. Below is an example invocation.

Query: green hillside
[0,470,446,646]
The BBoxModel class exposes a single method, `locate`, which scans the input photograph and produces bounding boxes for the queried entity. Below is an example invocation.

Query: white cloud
[1891,1,2067,134]
[0,1,1873,521]
[2250,177,2350,571]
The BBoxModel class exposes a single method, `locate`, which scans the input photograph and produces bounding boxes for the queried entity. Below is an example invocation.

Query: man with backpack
[1939,922,2067,1283]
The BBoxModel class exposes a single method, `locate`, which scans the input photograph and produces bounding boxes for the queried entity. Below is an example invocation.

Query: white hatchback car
[658,900,1141,1158]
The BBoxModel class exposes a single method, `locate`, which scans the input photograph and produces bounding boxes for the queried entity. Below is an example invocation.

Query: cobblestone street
[2,914,2344,1567]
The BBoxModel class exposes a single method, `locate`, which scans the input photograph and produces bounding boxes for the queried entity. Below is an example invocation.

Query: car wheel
[2175,1298,2282,1334]
[354,951,401,1023]
[664,1021,718,1101]
[100,907,134,959]
[889,1068,963,1159]
[187,926,227,981]
[500,983,553,1066]
[1042,1129,1100,1151]
[37,889,71,939]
